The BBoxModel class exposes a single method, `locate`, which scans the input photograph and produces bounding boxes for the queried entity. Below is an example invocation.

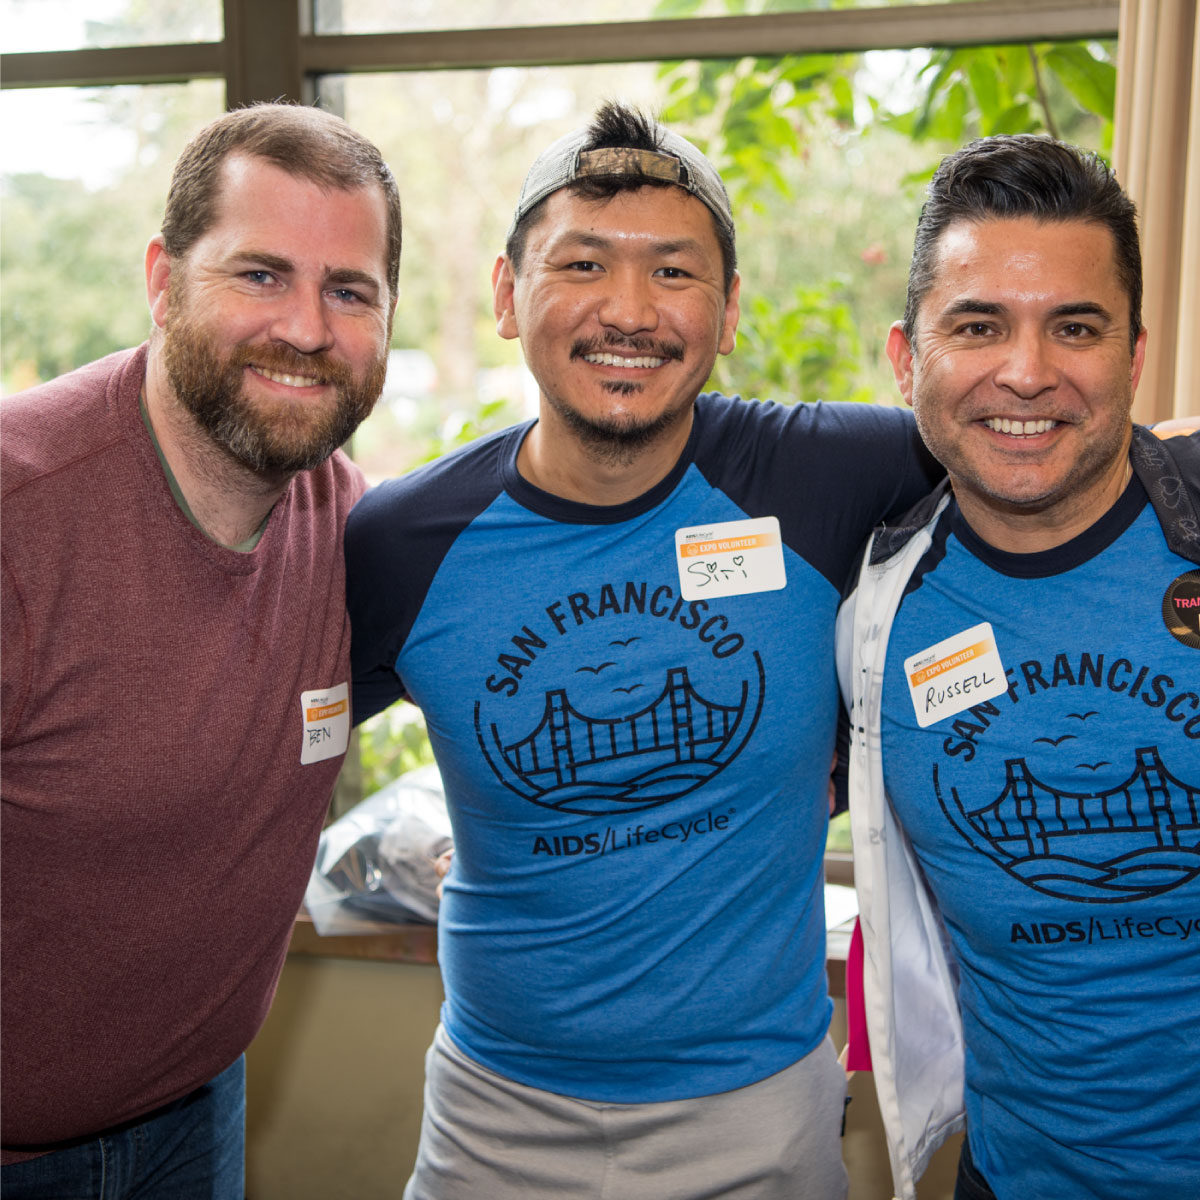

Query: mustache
[569,333,685,363]
[226,343,355,387]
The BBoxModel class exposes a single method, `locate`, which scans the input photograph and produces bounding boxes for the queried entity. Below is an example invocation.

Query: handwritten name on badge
[904,623,1008,728]
[675,516,787,601]
[300,682,350,765]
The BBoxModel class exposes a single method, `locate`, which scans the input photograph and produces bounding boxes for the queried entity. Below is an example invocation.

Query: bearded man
[1,102,400,1199]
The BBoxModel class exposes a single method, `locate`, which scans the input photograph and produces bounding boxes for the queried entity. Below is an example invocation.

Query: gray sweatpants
[403,1024,849,1200]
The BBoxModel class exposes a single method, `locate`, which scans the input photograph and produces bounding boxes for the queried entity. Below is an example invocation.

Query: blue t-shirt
[348,393,935,1101]
[880,480,1200,1199]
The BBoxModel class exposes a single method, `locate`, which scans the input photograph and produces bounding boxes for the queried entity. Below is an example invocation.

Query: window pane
[1,81,224,393]
[2,0,221,51]
[317,0,988,36]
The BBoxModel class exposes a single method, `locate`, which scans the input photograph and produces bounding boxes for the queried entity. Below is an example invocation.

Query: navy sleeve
[344,431,512,724]
[345,480,414,722]
[692,395,943,591]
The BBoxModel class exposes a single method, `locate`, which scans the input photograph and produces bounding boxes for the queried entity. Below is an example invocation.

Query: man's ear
[718,271,741,357]
[145,235,173,330]
[1130,324,1148,395]
[885,322,916,407]
[492,255,520,341]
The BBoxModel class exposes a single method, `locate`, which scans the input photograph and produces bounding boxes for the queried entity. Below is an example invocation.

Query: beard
[162,303,387,476]
[547,333,691,465]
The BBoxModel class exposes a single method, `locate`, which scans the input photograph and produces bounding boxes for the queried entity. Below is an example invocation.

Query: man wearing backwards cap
[347,101,939,1198]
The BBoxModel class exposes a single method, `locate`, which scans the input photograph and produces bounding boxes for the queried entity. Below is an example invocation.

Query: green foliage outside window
[649,8,1114,403]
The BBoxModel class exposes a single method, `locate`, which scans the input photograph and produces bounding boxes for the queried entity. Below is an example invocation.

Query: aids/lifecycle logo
[1162,570,1200,650]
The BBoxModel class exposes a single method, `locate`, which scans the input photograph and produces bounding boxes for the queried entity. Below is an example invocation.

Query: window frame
[2,1,1119,106]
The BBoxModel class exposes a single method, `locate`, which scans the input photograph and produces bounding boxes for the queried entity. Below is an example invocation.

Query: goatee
[553,332,690,465]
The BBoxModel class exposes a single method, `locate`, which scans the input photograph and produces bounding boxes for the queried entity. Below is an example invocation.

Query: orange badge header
[908,640,991,688]
[679,531,780,558]
[306,698,349,722]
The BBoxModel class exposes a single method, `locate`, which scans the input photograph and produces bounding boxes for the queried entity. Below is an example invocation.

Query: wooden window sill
[287,912,853,996]
[287,913,438,966]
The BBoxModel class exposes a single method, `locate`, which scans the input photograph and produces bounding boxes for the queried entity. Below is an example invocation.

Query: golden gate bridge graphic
[475,654,765,816]
[936,746,1200,902]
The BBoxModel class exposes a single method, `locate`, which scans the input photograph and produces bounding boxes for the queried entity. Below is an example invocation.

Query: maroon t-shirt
[1,346,366,1157]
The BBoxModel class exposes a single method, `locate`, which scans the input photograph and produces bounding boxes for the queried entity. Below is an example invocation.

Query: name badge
[675,516,787,601]
[300,682,350,764]
[904,622,1008,728]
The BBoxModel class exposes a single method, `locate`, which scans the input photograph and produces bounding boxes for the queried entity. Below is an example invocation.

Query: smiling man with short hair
[838,134,1200,1200]
[347,101,943,1199]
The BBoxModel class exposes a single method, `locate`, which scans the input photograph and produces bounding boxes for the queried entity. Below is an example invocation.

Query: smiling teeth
[984,417,1057,436]
[583,353,666,369]
[254,366,321,388]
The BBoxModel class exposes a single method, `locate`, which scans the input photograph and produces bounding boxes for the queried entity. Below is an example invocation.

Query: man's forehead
[933,215,1117,269]
[203,155,388,265]
[212,153,383,219]
[925,216,1125,303]
[539,183,722,246]
[211,152,290,204]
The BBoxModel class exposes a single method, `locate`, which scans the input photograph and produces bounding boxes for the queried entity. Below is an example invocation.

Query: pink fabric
[844,917,873,1071]
[1,346,365,1157]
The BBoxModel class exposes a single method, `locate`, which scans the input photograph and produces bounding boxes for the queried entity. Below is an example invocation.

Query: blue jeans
[1,1055,245,1200]
[954,1133,997,1200]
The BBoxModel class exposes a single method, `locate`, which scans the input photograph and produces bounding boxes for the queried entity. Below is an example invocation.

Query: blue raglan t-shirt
[347,392,937,1102]
[880,480,1200,1199]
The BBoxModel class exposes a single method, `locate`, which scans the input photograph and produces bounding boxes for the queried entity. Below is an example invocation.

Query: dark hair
[161,102,402,303]
[902,134,1141,354]
[507,101,738,294]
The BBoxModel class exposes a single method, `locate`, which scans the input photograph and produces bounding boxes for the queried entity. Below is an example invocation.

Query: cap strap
[576,147,689,186]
